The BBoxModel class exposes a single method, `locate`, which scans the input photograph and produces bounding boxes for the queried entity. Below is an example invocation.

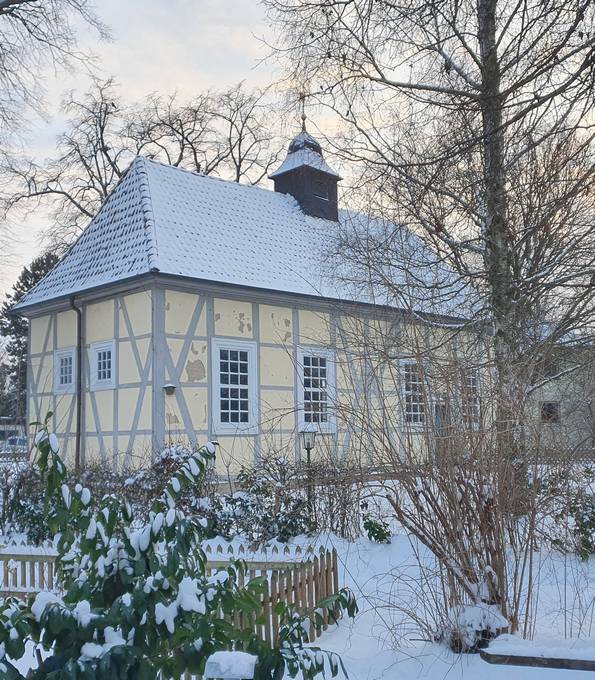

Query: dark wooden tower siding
[270,131,341,221]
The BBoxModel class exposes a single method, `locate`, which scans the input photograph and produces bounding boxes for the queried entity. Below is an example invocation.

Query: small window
[541,401,560,423]
[402,360,426,427]
[463,369,481,429]
[303,355,328,423]
[298,348,336,433]
[90,341,116,390]
[54,348,76,394]
[211,339,257,433]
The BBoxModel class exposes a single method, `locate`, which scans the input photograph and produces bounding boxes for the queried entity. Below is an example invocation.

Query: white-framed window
[297,347,336,433]
[54,347,76,394]
[401,359,426,428]
[211,339,258,434]
[462,368,481,429]
[89,340,116,390]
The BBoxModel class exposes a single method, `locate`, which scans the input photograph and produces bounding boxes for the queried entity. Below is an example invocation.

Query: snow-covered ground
[306,532,595,680]
[6,530,595,679]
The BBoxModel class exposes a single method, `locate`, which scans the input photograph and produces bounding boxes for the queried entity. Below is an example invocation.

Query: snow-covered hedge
[0,416,357,679]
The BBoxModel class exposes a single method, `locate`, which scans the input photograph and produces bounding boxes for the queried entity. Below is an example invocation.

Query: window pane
[463,369,481,428]
[97,349,112,382]
[59,355,73,386]
[404,362,425,425]
[541,401,560,422]
[302,354,329,424]
[219,347,250,425]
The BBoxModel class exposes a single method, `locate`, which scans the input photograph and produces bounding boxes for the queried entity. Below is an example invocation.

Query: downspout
[70,296,83,473]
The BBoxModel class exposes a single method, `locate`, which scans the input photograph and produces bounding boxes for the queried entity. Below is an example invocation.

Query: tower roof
[269,131,341,179]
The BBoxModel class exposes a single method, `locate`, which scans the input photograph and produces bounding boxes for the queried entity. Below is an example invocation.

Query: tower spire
[299,91,307,132]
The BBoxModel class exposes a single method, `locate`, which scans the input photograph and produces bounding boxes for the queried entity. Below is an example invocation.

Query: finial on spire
[299,91,307,132]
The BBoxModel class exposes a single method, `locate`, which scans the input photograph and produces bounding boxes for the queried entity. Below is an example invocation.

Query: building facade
[15,130,507,472]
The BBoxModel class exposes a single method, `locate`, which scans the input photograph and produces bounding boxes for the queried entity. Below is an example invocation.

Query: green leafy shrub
[208,457,317,544]
[547,464,595,560]
[362,515,391,544]
[0,416,357,679]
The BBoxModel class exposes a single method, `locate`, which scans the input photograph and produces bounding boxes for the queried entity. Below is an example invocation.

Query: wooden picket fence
[0,546,340,647]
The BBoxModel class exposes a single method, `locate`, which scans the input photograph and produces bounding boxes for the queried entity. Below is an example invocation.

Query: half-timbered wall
[29,311,78,465]
[28,289,154,469]
[158,288,340,474]
[29,281,519,474]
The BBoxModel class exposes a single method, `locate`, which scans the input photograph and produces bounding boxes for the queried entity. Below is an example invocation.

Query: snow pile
[445,603,509,652]
[154,576,209,634]
[80,627,127,660]
[204,650,258,679]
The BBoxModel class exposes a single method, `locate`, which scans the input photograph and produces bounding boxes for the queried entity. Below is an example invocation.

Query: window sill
[90,381,116,392]
[212,423,259,436]
[54,385,75,396]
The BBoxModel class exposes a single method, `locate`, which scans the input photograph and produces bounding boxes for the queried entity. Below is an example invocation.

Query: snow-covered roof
[15,156,471,318]
[269,131,341,179]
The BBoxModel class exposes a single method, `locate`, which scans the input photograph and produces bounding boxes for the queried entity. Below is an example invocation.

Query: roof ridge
[134,156,160,271]
[141,156,303,204]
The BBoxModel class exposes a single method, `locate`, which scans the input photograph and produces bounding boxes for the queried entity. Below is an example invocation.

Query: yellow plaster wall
[83,436,100,464]
[118,434,154,469]
[90,390,114,432]
[260,304,293,344]
[31,355,53,395]
[299,310,330,346]
[86,300,114,343]
[56,310,77,348]
[120,291,152,337]
[183,387,208,430]
[260,346,294,387]
[30,315,52,354]
[54,394,76,433]
[165,290,206,336]
[118,387,152,431]
[29,395,53,424]
[183,342,208,383]
[215,436,256,473]
[119,341,140,384]
[214,299,253,338]
[260,389,295,431]
[119,338,151,384]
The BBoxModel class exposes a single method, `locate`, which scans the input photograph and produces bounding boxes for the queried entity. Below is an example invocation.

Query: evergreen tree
[0,253,59,420]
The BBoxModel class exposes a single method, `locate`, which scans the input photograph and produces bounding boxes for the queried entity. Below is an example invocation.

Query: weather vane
[298,91,307,132]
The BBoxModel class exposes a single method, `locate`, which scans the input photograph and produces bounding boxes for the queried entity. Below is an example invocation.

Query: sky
[1,0,283,296]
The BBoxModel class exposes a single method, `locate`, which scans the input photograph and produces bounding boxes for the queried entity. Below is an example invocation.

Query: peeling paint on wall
[237,311,252,334]
[185,358,206,382]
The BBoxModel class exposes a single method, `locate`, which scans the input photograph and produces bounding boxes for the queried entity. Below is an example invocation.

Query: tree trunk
[477,0,520,450]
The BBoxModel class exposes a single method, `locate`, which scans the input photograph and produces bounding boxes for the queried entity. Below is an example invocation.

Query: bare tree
[264,0,595,439]
[264,0,595,639]
[0,0,109,149]
[129,83,280,183]
[2,80,283,248]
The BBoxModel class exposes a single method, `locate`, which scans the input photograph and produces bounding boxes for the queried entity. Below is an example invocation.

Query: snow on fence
[0,544,340,647]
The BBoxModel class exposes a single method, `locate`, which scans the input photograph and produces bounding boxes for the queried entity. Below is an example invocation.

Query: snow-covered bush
[2,460,129,544]
[208,457,317,544]
[1,444,217,544]
[540,463,595,560]
[569,488,595,561]
[440,603,508,653]
[0,416,357,679]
